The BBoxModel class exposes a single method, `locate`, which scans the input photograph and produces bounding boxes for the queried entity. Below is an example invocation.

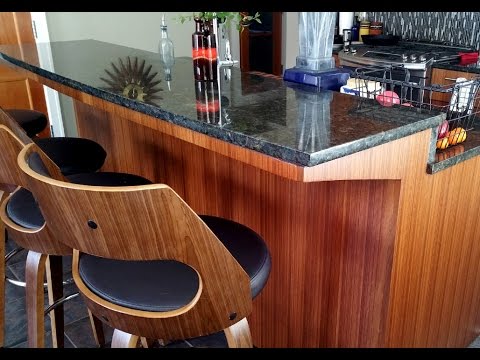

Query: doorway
[239,12,282,76]
[0,12,50,136]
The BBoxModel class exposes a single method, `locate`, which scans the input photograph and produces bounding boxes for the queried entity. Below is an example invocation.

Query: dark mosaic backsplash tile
[367,12,480,49]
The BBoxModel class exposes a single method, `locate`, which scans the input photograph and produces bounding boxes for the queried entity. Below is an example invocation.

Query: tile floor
[3,236,226,348]
[3,236,480,348]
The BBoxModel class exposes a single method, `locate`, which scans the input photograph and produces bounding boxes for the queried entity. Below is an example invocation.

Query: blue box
[283,67,352,91]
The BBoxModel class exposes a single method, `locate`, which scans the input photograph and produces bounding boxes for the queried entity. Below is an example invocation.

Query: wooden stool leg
[46,255,64,348]
[25,251,48,348]
[111,329,139,348]
[88,309,105,347]
[0,190,8,348]
[223,318,253,348]
[140,337,156,348]
[0,227,5,347]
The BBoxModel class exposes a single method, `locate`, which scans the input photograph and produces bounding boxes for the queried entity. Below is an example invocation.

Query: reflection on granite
[433,62,480,75]
[100,56,163,105]
[427,126,480,173]
[0,39,445,167]
[194,80,221,125]
[433,62,480,74]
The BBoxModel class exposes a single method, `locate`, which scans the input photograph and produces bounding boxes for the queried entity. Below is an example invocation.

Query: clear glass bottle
[158,14,175,80]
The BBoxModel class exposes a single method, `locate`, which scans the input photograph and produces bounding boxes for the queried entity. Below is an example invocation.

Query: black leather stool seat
[34,137,107,176]
[78,215,271,312]
[67,172,152,187]
[6,109,106,175]
[5,188,43,229]
[5,172,152,230]
[5,109,48,138]
[199,215,271,299]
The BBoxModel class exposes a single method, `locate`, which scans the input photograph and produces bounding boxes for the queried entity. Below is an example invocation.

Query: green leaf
[175,11,261,29]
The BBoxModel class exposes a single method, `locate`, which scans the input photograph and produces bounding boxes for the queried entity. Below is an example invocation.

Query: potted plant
[176,12,261,81]
[177,12,261,31]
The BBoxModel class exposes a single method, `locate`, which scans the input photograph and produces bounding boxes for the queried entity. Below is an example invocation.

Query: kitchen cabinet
[240,12,283,76]
[6,38,480,348]
[333,53,340,67]
[430,67,479,105]
[0,12,49,136]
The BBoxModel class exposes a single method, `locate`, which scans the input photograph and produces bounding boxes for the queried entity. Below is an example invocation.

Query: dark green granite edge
[308,112,445,167]
[433,63,480,75]
[0,52,314,166]
[426,126,440,164]
[426,63,480,173]
[427,145,480,174]
[0,52,446,168]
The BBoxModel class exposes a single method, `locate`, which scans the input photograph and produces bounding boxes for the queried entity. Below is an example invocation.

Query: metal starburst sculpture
[100,56,162,105]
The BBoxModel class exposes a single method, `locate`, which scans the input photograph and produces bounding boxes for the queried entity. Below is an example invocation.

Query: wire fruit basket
[344,65,480,153]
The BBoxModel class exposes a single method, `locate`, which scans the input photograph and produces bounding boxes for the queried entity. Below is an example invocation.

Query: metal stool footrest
[44,292,80,316]
[5,246,75,288]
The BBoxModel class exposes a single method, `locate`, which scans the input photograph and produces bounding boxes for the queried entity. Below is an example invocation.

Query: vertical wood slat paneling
[74,101,400,347]
[70,95,480,348]
[386,150,480,347]
[5,47,480,347]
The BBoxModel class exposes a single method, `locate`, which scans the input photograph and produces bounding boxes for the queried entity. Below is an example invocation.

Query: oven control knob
[419,54,427,62]
[410,54,417,62]
[402,54,408,62]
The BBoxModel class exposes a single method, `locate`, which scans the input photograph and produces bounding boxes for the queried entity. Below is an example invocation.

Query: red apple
[376,91,400,107]
[437,120,449,139]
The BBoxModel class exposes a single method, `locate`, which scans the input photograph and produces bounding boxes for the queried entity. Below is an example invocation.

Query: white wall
[44,12,301,135]
[283,12,298,70]
[46,12,300,72]
[46,12,197,57]
[45,12,199,135]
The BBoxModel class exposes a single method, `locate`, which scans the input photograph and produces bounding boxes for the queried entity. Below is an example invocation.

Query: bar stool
[17,142,272,348]
[0,108,125,347]
[1,108,105,268]
[2,170,152,347]
[4,109,48,138]
[4,108,107,176]
[2,109,105,282]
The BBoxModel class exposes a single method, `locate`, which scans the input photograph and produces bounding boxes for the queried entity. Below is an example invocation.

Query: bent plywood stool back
[19,142,253,343]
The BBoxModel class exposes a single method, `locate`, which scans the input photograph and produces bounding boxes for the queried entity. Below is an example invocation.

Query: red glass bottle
[192,17,206,81]
[202,20,218,82]
[192,18,218,81]
[194,80,220,124]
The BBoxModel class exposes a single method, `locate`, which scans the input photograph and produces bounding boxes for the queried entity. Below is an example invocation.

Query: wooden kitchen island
[1,40,480,348]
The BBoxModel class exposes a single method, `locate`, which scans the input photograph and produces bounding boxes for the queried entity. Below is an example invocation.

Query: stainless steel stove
[339,40,474,70]
[339,40,477,102]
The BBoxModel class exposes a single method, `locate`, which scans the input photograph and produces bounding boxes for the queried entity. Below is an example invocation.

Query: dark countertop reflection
[0,39,444,167]
[433,61,480,74]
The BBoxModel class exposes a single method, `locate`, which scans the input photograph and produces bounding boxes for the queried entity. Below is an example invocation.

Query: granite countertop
[428,60,480,172]
[0,39,445,168]
[432,62,480,74]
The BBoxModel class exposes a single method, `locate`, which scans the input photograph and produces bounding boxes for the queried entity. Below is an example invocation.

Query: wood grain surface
[0,109,70,255]
[5,63,480,347]
[430,68,480,107]
[19,144,253,341]
[72,102,402,347]
[0,191,6,347]
[0,13,49,137]
[72,101,480,347]
[25,251,48,347]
